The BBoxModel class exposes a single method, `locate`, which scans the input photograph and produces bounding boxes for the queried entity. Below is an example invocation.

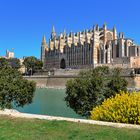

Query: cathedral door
[60,59,66,69]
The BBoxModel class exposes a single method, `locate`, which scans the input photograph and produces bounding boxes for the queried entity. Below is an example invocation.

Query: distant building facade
[41,24,140,69]
[0,49,14,59]
[6,49,14,59]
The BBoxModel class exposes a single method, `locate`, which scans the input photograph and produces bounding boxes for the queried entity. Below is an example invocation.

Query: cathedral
[41,24,140,69]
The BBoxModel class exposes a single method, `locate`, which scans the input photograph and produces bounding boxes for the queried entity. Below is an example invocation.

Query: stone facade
[41,24,140,69]
[6,49,14,59]
[0,49,14,59]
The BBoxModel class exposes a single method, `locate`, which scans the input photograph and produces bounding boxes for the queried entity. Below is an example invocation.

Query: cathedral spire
[64,29,66,34]
[42,35,46,42]
[113,26,116,32]
[63,29,66,37]
[51,25,56,40]
[103,22,107,30]
[113,26,117,40]
[93,24,99,32]
[119,32,124,39]
[52,25,55,33]
[42,35,47,45]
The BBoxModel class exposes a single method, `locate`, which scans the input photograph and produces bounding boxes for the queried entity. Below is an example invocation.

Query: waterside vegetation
[91,91,140,124]
[0,67,36,109]
[65,66,128,117]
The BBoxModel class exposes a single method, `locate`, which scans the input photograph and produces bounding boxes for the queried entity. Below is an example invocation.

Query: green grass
[0,115,140,140]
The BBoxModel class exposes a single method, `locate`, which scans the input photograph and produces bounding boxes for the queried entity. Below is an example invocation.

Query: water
[14,88,83,119]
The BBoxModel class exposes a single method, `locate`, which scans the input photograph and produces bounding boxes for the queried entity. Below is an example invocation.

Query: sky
[0,0,140,59]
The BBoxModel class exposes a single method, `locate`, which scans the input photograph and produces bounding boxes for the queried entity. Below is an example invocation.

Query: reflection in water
[14,88,83,119]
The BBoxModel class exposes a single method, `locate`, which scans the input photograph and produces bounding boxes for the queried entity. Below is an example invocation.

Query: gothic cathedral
[41,24,140,69]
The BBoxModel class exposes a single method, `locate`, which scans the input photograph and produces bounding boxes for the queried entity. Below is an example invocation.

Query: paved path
[0,109,140,130]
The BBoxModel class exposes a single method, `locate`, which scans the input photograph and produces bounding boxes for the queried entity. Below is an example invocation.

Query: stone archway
[60,58,66,69]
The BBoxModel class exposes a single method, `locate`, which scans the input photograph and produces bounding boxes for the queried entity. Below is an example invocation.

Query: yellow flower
[90,91,140,125]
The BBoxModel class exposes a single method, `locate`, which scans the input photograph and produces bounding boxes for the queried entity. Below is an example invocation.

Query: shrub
[65,66,128,117]
[90,91,140,124]
[0,67,36,109]
[0,58,21,69]
[23,56,43,75]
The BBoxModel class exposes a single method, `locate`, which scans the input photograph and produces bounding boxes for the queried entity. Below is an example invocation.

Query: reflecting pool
[14,88,83,119]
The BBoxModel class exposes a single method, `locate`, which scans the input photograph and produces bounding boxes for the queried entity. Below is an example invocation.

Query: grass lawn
[0,115,140,140]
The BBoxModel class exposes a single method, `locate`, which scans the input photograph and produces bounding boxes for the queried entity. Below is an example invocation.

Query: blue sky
[0,0,140,58]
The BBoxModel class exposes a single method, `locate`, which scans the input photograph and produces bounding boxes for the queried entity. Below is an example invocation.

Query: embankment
[24,75,76,88]
[24,75,140,89]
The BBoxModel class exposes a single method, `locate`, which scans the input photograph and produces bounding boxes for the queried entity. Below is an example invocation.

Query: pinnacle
[42,35,46,43]
[42,35,47,46]
[113,26,116,30]
[52,25,55,33]
[64,29,66,34]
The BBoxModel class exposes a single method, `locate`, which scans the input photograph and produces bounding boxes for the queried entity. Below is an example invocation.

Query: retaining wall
[24,75,140,89]
[24,76,75,88]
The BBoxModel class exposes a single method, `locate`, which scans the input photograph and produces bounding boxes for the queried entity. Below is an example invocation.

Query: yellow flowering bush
[90,91,140,124]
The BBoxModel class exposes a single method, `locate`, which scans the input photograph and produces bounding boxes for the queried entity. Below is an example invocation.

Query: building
[0,49,14,59]
[41,24,140,69]
[6,49,14,59]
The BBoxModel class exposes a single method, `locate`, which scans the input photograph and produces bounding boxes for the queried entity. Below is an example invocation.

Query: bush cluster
[90,91,140,124]
[0,67,36,109]
[65,66,128,117]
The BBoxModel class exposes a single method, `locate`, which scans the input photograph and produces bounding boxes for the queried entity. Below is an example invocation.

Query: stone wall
[130,57,140,68]
[24,76,75,88]
[134,75,140,88]
[24,76,48,87]
[54,69,80,76]
[24,75,140,89]
[113,57,130,64]
[46,76,74,88]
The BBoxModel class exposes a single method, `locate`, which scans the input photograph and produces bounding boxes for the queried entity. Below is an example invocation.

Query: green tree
[34,59,43,70]
[0,58,21,69]
[0,58,9,68]
[23,56,43,75]
[65,66,128,117]
[106,68,128,98]
[8,58,21,69]
[0,67,36,109]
